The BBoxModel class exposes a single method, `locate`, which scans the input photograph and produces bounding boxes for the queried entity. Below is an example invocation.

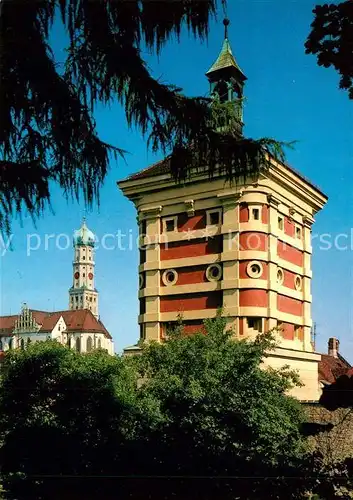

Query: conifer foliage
[0,0,287,232]
[305,1,353,99]
[0,318,320,500]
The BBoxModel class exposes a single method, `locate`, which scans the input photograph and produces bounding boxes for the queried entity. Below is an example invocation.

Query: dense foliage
[0,317,320,499]
[0,0,289,233]
[306,1,353,99]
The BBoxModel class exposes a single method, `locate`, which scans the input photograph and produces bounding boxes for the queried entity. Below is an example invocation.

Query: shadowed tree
[305,373,353,499]
[0,0,289,233]
[0,341,161,499]
[125,316,321,500]
[305,1,353,99]
[0,319,328,500]
[319,372,353,412]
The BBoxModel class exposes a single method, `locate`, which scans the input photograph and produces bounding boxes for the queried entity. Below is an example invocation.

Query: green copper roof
[73,218,95,247]
[206,38,245,78]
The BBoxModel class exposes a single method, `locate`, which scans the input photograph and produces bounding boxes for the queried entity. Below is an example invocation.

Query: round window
[295,275,302,291]
[206,264,222,282]
[277,268,284,285]
[162,269,178,286]
[247,261,263,279]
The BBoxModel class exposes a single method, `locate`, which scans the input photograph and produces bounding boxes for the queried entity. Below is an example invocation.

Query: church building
[0,220,114,355]
[119,21,331,401]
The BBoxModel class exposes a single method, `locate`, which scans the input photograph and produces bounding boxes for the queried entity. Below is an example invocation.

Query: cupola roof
[206,18,246,81]
[73,218,95,247]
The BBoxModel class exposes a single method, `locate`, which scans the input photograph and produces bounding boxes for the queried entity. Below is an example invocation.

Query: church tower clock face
[69,218,99,318]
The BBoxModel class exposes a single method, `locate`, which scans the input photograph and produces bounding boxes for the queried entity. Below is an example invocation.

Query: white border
[276,268,284,285]
[162,269,178,286]
[294,275,302,291]
[206,263,222,282]
[246,261,263,279]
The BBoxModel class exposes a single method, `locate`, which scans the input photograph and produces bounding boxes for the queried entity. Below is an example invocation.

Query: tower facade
[118,29,328,400]
[69,219,99,318]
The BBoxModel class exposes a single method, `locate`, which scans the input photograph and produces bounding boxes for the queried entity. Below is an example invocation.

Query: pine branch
[0,0,293,235]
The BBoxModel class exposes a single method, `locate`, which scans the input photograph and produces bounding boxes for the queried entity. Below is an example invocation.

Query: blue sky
[1,1,352,357]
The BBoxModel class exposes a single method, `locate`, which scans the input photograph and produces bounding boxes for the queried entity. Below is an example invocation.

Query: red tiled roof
[122,153,325,197]
[344,367,353,378]
[40,310,112,339]
[39,311,62,332]
[31,310,50,324]
[125,158,170,181]
[0,309,111,339]
[318,354,351,384]
[0,315,17,335]
[0,310,50,335]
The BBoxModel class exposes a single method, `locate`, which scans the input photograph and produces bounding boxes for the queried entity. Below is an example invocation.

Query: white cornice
[118,157,327,213]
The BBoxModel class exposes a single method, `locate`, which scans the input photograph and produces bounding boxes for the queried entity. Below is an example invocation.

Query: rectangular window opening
[163,216,177,233]
[252,208,260,221]
[278,216,284,231]
[247,317,263,333]
[207,209,222,226]
[166,220,175,232]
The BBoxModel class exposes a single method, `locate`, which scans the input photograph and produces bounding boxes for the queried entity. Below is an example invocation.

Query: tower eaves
[206,18,246,81]
[206,38,246,80]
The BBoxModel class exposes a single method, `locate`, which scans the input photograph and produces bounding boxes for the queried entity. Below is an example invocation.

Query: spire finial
[82,209,87,226]
[223,18,230,40]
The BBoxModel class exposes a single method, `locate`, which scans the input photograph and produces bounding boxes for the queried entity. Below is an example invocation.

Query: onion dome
[73,218,95,247]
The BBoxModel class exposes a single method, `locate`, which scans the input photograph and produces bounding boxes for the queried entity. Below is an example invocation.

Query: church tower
[69,219,99,318]
[206,18,247,136]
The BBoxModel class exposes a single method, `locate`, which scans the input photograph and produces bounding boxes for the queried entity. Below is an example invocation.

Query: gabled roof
[206,38,246,79]
[318,354,351,384]
[0,315,17,335]
[123,158,170,182]
[38,309,112,339]
[39,311,63,332]
[31,310,50,324]
[0,310,53,335]
[0,309,112,339]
